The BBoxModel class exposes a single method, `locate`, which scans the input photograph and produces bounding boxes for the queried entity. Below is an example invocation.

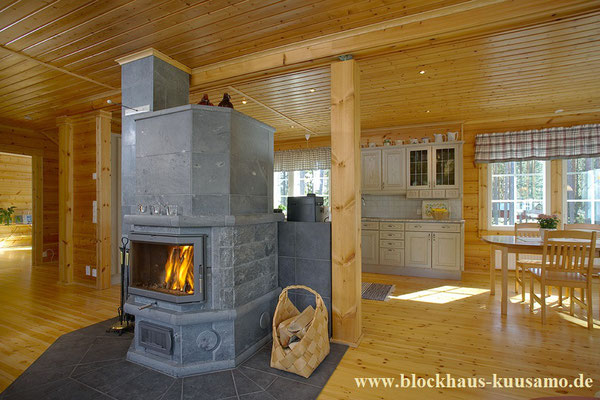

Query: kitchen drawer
[380,231,404,240]
[419,189,432,198]
[379,248,404,266]
[380,239,404,249]
[380,222,405,231]
[406,190,419,199]
[446,189,460,198]
[432,189,445,198]
[405,222,461,232]
[361,221,379,230]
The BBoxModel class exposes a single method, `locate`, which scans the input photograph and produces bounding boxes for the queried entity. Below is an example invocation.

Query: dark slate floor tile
[27,339,92,372]
[3,378,71,400]
[322,343,348,365]
[3,364,74,396]
[71,359,123,378]
[159,380,182,400]
[182,370,237,400]
[266,377,321,400]
[232,369,262,395]
[237,367,277,390]
[108,369,175,400]
[79,336,132,364]
[44,379,107,400]
[240,392,277,400]
[74,360,147,393]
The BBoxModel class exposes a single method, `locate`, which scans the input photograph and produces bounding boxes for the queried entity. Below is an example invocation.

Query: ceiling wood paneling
[0,0,598,139]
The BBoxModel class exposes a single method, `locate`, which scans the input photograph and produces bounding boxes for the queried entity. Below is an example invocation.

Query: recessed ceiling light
[24,115,32,120]
[426,110,430,113]
[290,125,295,128]
[419,70,426,74]
[554,109,564,113]
[242,98,247,105]
[309,89,316,93]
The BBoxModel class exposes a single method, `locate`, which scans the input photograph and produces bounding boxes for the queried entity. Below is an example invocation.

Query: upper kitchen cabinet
[361,149,382,192]
[382,148,406,192]
[406,143,462,199]
[407,146,431,191]
[361,147,406,194]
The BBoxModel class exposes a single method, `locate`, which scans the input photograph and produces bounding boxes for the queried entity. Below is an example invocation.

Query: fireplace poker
[108,237,133,335]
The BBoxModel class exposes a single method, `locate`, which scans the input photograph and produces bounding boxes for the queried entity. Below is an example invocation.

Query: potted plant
[0,206,16,225]
[537,214,560,241]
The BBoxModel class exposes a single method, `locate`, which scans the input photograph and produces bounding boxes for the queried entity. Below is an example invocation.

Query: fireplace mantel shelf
[124,213,284,228]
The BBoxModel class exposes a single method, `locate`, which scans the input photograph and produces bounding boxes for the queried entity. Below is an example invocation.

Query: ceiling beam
[0,45,117,90]
[227,86,317,136]
[191,0,599,89]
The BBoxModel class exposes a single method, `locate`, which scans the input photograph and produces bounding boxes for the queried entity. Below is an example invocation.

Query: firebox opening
[131,242,195,296]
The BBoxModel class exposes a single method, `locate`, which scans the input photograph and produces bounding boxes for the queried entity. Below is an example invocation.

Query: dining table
[481,235,600,317]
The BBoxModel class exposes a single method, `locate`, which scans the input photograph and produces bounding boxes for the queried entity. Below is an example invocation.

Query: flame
[164,245,194,294]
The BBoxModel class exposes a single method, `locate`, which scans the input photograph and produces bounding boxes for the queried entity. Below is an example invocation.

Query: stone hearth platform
[0,318,347,400]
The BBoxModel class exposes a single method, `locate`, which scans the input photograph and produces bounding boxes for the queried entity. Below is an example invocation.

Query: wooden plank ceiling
[0,0,599,140]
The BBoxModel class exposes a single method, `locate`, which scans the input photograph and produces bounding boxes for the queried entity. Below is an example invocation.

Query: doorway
[0,152,33,255]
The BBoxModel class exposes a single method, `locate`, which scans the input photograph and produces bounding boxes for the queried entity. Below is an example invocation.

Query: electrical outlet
[92,268,97,278]
[92,172,97,180]
[43,250,48,257]
[85,265,91,275]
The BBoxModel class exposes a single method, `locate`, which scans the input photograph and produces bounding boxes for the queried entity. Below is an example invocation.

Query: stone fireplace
[123,104,282,377]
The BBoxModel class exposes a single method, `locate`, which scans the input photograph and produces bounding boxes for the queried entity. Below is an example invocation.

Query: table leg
[490,245,496,295]
[501,246,508,316]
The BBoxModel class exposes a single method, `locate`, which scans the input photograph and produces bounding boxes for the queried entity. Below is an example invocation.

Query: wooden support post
[57,116,74,284]
[330,58,362,346]
[550,160,563,226]
[96,111,112,290]
[32,155,43,266]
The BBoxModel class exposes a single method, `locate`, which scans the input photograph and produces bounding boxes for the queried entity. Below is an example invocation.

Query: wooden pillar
[550,160,563,226]
[32,155,43,266]
[57,116,74,284]
[330,58,362,346]
[96,111,112,290]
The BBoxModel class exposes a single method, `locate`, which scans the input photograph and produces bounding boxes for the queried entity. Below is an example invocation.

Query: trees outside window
[489,160,548,227]
[565,157,600,224]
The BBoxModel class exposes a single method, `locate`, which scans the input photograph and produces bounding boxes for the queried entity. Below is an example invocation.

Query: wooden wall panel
[71,116,98,285]
[0,125,58,262]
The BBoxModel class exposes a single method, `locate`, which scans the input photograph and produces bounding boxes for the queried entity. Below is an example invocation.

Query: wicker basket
[270,285,330,378]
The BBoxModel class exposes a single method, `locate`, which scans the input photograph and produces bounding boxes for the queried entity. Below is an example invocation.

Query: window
[273,169,330,212]
[488,160,549,227]
[564,157,600,224]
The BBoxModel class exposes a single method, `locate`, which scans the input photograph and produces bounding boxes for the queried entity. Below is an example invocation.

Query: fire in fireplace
[128,233,206,303]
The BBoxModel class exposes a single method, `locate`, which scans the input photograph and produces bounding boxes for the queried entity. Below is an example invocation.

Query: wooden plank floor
[321,272,600,399]
[0,248,119,392]
[2,248,599,398]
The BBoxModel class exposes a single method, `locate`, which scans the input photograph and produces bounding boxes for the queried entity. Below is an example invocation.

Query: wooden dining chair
[564,223,600,231]
[514,223,541,302]
[529,230,597,329]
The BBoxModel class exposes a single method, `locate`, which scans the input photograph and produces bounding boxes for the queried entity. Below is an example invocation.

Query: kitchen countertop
[362,217,464,223]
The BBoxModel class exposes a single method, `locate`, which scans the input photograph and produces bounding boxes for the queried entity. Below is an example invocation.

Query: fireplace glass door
[129,235,205,303]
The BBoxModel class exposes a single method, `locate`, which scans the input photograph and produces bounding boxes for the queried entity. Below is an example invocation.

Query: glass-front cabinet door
[407,146,431,189]
[433,145,459,189]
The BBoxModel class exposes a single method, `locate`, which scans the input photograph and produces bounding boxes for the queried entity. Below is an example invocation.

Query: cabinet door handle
[433,233,436,241]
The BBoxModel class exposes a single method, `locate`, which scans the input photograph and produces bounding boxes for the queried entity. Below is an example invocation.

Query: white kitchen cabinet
[431,232,461,270]
[406,146,431,190]
[361,149,382,192]
[361,229,379,265]
[379,247,404,266]
[381,148,406,192]
[433,145,460,190]
[404,231,431,268]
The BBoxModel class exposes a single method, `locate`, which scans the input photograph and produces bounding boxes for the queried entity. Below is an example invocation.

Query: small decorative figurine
[198,94,213,106]
[218,93,234,109]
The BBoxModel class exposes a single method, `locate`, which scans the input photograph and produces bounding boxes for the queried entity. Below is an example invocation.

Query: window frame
[273,168,331,211]
[561,157,600,225]
[486,160,551,230]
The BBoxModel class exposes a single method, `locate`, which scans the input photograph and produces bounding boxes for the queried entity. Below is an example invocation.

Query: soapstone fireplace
[123,104,282,377]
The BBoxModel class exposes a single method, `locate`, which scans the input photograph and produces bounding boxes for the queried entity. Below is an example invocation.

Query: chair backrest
[563,223,600,231]
[514,222,540,238]
[541,230,597,274]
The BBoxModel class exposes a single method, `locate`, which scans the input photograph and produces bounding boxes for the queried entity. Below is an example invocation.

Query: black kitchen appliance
[287,194,325,222]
